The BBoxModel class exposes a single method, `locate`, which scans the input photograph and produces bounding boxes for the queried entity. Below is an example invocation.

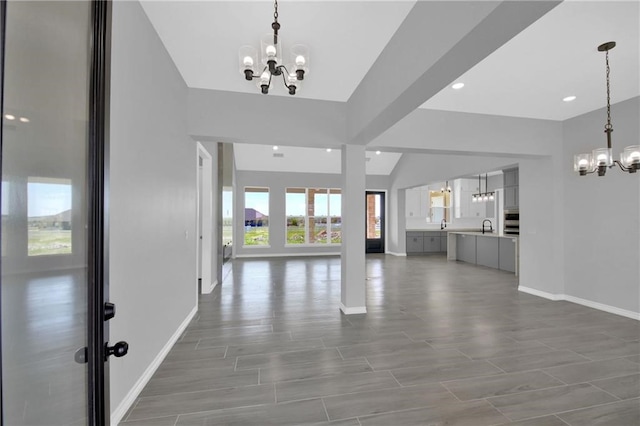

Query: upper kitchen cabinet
[503,168,519,210]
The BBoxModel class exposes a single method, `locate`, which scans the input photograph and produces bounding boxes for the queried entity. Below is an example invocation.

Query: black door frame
[0,1,112,424]
[365,191,386,254]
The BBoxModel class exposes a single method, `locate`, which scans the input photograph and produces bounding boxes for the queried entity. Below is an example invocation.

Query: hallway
[120,255,639,425]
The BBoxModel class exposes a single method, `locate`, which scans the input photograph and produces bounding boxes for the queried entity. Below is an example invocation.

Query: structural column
[340,144,367,314]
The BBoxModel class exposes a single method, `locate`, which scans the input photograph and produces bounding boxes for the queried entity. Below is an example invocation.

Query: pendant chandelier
[573,41,639,176]
[440,181,451,193]
[238,0,309,95]
[472,174,494,203]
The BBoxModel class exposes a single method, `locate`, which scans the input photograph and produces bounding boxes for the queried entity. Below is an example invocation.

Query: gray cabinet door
[504,169,518,186]
[456,234,476,264]
[499,238,517,272]
[440,236,448,252]
[477,236,500,269]
[406,236,424,254]
[504,186,518,209]
[423,233,441,252]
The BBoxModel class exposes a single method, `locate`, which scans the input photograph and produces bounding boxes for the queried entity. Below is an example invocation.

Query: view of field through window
[27,177,72,256]
[244,187,269,245]
[286,188,341,244]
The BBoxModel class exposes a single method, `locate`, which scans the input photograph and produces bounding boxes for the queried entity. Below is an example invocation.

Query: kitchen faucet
[440,219,447,230]
[482,219,493,234]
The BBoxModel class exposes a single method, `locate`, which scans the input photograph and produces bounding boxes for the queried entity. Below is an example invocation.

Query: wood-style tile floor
[120,255,640,425]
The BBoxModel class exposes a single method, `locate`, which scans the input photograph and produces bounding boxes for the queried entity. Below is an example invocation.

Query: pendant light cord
[274,0,279,23]
[605,50,612,132]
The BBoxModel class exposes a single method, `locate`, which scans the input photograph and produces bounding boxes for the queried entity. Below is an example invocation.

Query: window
[244,187,269,246]
[286,188,341,245]
[429,190,450,223]
[27,177,72,256]
[1,181,9,256]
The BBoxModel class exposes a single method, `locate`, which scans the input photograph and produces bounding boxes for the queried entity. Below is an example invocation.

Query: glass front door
[1,1,111,424]
[365,191,385,253]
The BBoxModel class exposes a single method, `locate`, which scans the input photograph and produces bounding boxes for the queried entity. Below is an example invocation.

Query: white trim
[339,302,367,315]
[518,287,639,321]
[284,243,342,248]
[202,279,218,294]
[563,295,640,321]
[236,252,340,259]
[518,286,562,301]
[110,306,198,425]
[386,251,407,257]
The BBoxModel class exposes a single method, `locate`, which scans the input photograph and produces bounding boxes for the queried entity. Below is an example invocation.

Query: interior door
[365,191,385,253]
[0,1,119,424]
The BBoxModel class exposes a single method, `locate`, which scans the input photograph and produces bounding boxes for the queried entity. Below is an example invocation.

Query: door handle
[105,341,129,359]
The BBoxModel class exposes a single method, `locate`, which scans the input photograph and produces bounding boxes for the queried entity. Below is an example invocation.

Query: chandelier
[573,41,639,176]
[472,174,494,203]
[238,0,309,95]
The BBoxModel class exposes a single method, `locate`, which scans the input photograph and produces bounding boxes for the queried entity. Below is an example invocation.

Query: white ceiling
[140,0,415,102]
[421,0,640,121]
[141,0,640,174]
[233,143,402,175]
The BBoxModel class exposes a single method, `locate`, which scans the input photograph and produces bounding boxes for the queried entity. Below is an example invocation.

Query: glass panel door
[365,192,385,253]
[0,1,105,424]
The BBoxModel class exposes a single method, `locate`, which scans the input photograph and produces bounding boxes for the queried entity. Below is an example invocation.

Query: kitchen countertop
[448,231,518,239]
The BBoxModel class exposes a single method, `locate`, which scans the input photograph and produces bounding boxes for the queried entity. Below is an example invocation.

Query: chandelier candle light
[239,0,309,95]
[573,41,639,176]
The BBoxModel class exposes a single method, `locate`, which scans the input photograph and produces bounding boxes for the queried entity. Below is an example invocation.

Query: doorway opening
[196,142,214,294]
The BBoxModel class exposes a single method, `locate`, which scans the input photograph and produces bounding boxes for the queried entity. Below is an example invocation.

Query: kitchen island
[447,231,519,275]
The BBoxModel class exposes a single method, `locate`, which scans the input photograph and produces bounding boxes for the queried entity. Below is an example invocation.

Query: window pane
[286,189,306,244]
[244,187,269,245]
[27,177,72,256]
[309,216,327,244]
[366,193,381,239]
[329,190,341,243]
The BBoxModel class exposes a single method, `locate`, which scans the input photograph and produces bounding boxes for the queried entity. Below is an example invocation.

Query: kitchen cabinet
[423,234,441,252]
[503,168,519,210]
[456,234,476,264]
[476,236,499,269]
[406,232,424,254]
[499,237,517,272]
[449,232,518,274]
[406,231,447,255]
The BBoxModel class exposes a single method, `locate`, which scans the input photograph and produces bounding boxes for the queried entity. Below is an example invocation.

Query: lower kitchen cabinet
[456,234,476,264]
[406,232,424,254]
[499,237,517,272]
[406,231,447,255]
[476,236,499,269]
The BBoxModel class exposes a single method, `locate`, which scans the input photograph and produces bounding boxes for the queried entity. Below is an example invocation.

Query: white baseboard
[339,302,367,315]
[563,294,640,321]
[518,286,639,321]
[201,280,218,294]
[236,252,340,258]
[518,286,563,301]
[386,251,407,257]
[110,305,198,425]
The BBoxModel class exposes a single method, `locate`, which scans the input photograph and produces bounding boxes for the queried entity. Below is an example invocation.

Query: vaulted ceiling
[141,0,640,174]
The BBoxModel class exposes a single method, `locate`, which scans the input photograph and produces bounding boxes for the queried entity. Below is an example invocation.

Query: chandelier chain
[605,50,612,130]
[274,0,278,22]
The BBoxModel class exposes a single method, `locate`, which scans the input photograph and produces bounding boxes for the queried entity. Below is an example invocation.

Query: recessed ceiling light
[451,82,465,90]
[563,95,577,102]
[375,150,381,155]
[19,117,29,123]
[272,145,279,150]
[326,148,332,153]
[5,114,15,120]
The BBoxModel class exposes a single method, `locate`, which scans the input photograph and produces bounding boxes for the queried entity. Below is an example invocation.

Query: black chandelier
[574,41,639,176]
[238,0,309,95]
[472,174,494,203]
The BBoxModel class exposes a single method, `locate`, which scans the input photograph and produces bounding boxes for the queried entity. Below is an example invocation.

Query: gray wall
[561,96,639,313]
[234,171,389,257]
[109,1,197,419]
